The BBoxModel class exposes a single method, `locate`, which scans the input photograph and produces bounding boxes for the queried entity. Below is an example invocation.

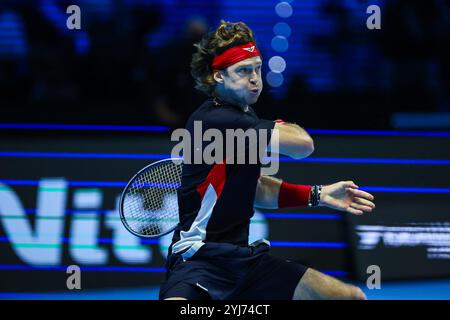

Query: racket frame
[119,158,182,238]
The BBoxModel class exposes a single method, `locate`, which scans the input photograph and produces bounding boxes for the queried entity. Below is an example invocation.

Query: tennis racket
[119,158,183,238]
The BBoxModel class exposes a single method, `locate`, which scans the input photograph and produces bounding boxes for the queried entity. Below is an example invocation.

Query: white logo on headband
[243,46,256,53]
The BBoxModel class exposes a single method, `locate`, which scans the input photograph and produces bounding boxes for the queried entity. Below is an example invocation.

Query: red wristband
[274,119,286,124]
[278,182,311,208]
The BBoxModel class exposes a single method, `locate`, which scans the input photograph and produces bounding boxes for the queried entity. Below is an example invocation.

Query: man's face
[219,56,263,106]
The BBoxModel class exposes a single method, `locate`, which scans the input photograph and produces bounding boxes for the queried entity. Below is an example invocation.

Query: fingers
[354,197,376,209]
[346,187,375,201]
[346,206,363,215]
[350,202,373,213]
[344,181,358,189]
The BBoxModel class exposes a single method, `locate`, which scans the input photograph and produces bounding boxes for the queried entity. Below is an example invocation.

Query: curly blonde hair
[191,20,258,96]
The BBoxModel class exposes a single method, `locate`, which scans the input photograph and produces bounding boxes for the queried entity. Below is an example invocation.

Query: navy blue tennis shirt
[168,97,275,260]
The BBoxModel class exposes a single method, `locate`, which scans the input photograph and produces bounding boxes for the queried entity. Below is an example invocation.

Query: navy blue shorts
[159,241,308,300]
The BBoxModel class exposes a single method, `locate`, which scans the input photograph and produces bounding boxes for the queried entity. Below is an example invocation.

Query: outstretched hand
[319,181,375,215]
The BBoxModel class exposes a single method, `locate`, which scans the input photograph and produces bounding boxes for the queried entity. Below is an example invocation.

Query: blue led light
[362,187,450,194]
[266,71,284,87]
[0,265,166,272]
[268,56,287,73]
[307,129,450,137]
[275,2,293,18]
[271,241,348,248]
[0,151,167,160]
[0,180,126,188]
[17,209,342,220]
[273,22,292,37]
[2,124,449,137]
[2,180,449,194]
[271,35,289,52]
[1,152,450,166]
[0,123,169,132]
[262,213,342,220]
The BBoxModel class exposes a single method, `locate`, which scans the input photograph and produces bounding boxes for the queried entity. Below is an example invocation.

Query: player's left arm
[254,175,376,215]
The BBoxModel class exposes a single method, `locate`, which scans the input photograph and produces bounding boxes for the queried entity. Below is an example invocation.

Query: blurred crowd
[0,0,449,129]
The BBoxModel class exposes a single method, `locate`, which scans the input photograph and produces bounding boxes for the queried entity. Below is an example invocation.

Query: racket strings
[122,160,182,236]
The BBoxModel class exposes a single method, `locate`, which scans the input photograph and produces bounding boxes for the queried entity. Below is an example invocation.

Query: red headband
[211,42,261,72]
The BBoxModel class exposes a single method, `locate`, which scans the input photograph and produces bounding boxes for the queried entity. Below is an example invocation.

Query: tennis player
[159,21,375,300]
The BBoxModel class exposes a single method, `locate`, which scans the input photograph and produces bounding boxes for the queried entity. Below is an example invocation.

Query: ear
[213,71,224,84]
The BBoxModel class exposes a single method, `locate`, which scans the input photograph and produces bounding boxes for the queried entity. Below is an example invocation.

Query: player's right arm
[269,122,314,159]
